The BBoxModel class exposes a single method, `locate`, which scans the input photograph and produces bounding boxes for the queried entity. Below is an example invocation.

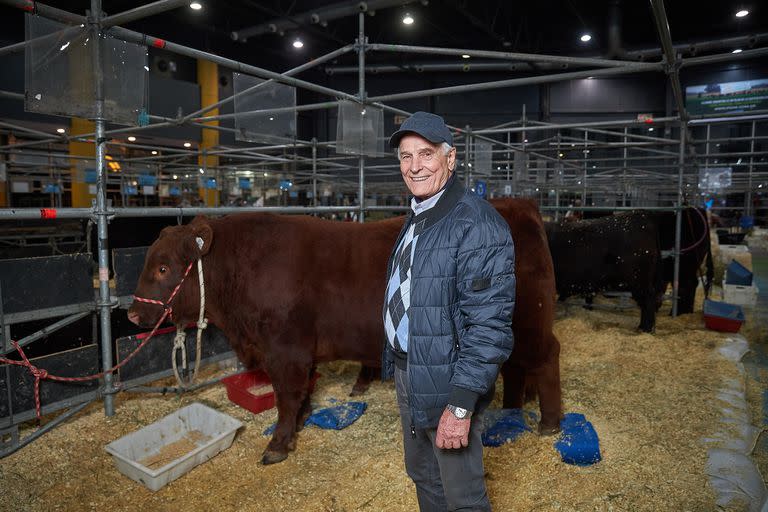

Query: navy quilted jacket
[382,174,516,429]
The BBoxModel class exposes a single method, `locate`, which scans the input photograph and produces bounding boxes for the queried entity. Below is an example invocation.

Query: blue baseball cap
[389,111,453,149]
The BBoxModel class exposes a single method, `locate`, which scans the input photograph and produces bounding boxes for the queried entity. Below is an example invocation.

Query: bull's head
[127,216,213,328]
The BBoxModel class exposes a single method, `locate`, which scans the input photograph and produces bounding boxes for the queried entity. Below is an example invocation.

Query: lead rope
[172,258,208,388]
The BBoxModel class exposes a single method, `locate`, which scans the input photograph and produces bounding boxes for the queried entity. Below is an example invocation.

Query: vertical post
[584,130,589,206]
[622,127,628,207]
[311,137,318,208]
[671,120,686,317]
[357,12,365,223]
[464,125,471,185]
[90,0,115,416]
[746,120,755,217]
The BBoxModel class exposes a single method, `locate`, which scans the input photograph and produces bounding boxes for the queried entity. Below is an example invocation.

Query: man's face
[398,134,456,200]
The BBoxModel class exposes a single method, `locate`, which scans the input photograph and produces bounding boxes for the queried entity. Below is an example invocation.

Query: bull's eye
[159,266,168,274]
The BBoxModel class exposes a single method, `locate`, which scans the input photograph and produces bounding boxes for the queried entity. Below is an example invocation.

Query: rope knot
[30,366,48,379]
[197,318,208,330]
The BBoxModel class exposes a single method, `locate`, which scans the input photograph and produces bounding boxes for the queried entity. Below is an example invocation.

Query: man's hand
[435,408,471,449]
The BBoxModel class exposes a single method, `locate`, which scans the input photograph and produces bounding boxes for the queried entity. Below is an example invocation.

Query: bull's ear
[192,222,213,256]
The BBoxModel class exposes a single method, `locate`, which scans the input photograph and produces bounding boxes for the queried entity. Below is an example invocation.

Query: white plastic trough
[105,402,242,491]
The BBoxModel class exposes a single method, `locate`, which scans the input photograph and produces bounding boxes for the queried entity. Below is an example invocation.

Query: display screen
[685,79,768,115]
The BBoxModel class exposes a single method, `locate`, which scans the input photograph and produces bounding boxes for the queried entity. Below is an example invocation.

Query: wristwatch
[446,404,472,419]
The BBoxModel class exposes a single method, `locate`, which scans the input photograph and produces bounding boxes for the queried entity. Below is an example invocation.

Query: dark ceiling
[0,0,766,73]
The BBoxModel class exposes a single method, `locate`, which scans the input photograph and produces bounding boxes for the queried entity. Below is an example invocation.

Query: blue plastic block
[481,409,533,447]
[704,299,745,321]
[554,413,602,466]
[725,259,753,286]
[263,401,367,436]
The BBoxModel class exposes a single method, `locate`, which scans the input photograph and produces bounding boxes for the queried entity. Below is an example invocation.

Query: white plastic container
[722,280,759,306]
[105,402,242,491]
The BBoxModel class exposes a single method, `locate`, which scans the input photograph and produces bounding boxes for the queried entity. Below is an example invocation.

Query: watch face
[454,407,468,418]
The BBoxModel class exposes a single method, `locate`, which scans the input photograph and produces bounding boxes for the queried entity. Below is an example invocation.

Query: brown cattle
[128,201,562,464]
[128,213,399,464]
[490,198,562,434]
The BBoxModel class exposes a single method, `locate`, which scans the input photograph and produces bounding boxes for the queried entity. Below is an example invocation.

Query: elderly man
[382,111,516,511]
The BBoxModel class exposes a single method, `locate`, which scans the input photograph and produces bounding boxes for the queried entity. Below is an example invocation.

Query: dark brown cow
[128,213,398,464]
[128,202,562,463]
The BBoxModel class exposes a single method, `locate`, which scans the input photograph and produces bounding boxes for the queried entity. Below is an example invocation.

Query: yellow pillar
[69,117,95,207]
[197,59,219,206]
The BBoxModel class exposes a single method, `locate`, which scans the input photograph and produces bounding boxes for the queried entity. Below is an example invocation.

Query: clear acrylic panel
[699,166,732,192]
[233,72,296,144]
[25,14,148,126]
[474,141,492,176]
[335,100,385,157]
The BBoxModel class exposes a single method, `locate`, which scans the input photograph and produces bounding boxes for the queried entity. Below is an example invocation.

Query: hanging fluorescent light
[56,128,66,134]
[402,13,414,25]
[735,9,749,18]
[461,54,470,59]
[648,127,654,132]
[732,48,743,54]
[189,2,202,10]
[151,150,158,155]
[183,142,192,148]
[293,39,304,49]
[127,136,136,142]
[580,34,592,42]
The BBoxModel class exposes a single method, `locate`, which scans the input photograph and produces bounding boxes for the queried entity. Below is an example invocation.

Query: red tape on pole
[40,208,57,219]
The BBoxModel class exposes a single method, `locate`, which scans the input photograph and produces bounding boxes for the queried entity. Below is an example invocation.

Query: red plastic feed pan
[704,314,744,333]
[221,369,320,414]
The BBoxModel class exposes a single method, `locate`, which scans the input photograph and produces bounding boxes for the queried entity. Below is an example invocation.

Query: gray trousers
[395,366,491,512]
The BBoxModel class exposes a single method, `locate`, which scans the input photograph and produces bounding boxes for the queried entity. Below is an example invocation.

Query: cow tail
[703,232,714,298]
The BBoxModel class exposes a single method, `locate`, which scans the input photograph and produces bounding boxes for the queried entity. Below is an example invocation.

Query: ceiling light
[56,128,66,134]
[735,9,749,17]
[127,136,136,142]
[732,48,743,54]
[648,127,654,132]
[523,139,528,143]
[189,2,202,10]
[183,142,192,148]
[173,174,178,180]
[292,39,304,49]
[580,34,592,42]
[151,150,158,155]
[199,167,204,174]
[461,54,470,59]
[269,117,274,121]
[402,13,414,25]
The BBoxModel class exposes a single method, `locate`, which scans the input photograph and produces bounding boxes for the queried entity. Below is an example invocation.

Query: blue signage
[169,186,181,196]
[84,169,97,183]
[239,178,252,190]
[138,174,157,186]
[475,180,487,198]
[43,184,61,193]
[124,185,138,196]
[205,178,217,189]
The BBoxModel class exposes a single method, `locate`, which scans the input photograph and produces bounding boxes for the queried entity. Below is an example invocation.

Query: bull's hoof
[261,449,289,465]
[349,384,369,396]
[539,422,561,436]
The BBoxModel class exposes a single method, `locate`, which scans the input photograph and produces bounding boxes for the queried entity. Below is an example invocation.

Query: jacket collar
[412,172,464,233]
